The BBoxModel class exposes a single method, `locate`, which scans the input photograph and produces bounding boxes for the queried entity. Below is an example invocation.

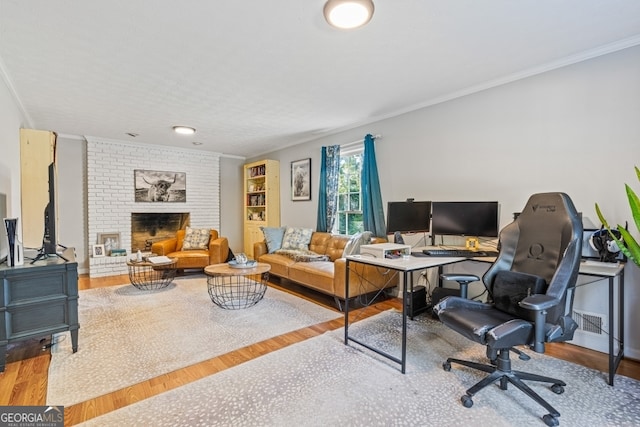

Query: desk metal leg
[344,259,350,346]
[343,259,408,373]
[401,271,408,373]
[608,270,625,386]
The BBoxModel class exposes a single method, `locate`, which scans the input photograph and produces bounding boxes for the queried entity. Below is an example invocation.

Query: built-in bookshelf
[243,159,280,257]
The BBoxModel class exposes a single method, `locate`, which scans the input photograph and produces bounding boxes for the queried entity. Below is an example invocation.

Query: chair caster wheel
[543,414,559,426]
[443,361,451,371]
[461,395,473,408]
[551,384,564,394]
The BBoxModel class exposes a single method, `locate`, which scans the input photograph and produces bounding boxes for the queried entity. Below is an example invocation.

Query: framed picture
[92,244,105,258]
[134,169,187,202]
[291,158,311,201]
[97,232,121,255]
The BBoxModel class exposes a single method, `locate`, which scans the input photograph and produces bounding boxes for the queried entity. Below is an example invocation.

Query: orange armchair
[151,228,229,270]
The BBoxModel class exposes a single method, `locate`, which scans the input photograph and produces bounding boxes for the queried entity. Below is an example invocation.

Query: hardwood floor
[1,273,638,426]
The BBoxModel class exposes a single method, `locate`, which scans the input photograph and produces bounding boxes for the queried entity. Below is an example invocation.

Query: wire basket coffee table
[204,262,270,309]
[127,258,178,290]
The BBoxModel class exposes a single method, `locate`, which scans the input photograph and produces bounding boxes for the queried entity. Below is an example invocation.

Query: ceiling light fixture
[173,126,196,135]
[324,0,374,30]
[192,141,203,146]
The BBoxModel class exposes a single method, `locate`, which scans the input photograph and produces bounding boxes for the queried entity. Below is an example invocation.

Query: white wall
[0,73,27,222]
[219,156,245,255]
[251,45,640,359]
[56,135,88,272]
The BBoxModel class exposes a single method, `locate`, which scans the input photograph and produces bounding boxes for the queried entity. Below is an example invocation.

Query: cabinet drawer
[5,298,68,339]
[3,272,68,305]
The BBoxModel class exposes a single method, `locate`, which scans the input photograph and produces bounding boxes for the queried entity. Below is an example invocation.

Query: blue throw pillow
[260,226,286,253]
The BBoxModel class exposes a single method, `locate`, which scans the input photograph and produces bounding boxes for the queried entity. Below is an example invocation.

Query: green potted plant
[595,166,640,267]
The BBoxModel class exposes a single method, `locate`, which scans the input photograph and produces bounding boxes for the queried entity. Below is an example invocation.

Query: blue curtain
[316,145,341,232]
[362,134,386,237]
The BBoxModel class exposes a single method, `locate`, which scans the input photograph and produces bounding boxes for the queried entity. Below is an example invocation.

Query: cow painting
[134,170,187,202]
[143,175,175,201]
[291,158,311,201]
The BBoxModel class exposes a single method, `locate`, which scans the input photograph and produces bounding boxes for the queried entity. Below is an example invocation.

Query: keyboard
[423,249,499,257]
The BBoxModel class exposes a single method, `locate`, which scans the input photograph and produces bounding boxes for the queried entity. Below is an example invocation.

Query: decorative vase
[4,218,18,267]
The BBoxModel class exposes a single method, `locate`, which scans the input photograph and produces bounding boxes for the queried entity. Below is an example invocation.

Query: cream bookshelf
[243,159,280,257]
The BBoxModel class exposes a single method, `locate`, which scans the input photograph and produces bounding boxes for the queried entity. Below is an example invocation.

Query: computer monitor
[431,201,499,238]
[386,200,432,234]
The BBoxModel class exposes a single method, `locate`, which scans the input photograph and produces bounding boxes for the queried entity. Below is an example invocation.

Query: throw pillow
[280,227,314,251]
[260,226,287,253]
[342,231,373,257]
[275,249,330,262]
[181,227,211,250]
[492,270,547,319]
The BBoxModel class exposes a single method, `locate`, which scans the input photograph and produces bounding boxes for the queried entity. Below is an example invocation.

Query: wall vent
[572,309,606,335]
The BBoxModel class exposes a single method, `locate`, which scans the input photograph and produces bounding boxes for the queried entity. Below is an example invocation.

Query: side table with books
[126,256,178,290]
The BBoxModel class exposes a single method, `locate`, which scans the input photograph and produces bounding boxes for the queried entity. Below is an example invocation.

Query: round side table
[127,258,178,290]
[204,263,270,309]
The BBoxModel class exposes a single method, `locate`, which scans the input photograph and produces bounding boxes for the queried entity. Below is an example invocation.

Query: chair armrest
[440,273,480,299]
[519,294,557,311]
[209,237,230,264]
[151,238,178,256]
[520,294,558,353]
[253,241,268,260]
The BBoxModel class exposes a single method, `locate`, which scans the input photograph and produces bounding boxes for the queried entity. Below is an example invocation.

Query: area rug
[46,275,340,406]
[81,310,640,426]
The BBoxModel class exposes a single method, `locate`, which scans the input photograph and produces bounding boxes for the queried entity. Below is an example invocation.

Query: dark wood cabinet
[0,249,78,371]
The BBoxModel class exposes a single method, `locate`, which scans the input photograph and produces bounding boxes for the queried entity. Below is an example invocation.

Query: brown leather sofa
[254,231,398,309]
[151,229,229,271]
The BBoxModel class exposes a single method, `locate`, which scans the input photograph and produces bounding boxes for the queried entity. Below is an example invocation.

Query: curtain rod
[340,134,382,149]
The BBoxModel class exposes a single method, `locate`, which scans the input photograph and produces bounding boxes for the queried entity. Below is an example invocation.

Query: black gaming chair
[434,193,582,427]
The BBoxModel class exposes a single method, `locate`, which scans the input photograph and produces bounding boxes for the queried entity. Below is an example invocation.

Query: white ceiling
[1,0,640,158]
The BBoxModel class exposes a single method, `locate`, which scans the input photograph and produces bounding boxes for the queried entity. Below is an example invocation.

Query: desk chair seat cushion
[492,270,547,320]
[436,297,516,345]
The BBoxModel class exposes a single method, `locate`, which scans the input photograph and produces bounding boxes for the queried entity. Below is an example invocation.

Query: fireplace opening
[131,212,190,252]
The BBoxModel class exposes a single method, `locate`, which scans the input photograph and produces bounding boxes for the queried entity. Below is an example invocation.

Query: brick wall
[86,138,220,277]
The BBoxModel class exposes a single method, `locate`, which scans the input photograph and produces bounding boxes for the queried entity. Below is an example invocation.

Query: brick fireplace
[86,138,221,277]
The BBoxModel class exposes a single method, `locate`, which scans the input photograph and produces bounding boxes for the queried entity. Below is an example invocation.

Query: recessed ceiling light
[324,0,374,29]
[173,126,196,135]
[192,141,203,146]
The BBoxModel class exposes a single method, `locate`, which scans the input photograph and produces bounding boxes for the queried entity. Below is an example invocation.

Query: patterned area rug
[81,310,640,426]
[47,275,340,406]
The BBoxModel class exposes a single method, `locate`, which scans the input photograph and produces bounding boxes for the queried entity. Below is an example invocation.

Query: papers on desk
[146,255,173,264]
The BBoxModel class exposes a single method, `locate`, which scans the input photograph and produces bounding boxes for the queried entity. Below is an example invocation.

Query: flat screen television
[431,201,499,237]
[386,200,432,234]
[43,162,58,256]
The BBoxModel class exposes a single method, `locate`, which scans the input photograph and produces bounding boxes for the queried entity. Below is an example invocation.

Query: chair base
[443,349,565,426]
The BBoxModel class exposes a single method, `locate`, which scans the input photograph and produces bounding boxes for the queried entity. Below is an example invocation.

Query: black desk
[345,254,465,373]
[345,253,626,384]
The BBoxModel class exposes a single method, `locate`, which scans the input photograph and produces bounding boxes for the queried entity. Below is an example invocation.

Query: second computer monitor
[431,201,499,238]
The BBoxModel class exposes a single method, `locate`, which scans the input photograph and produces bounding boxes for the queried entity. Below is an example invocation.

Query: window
[333,149,364,235]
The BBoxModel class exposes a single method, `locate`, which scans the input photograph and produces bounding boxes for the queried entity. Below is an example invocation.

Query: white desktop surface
[346,254,463,271]
[578,260,625,277]
[348,252,624,277]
